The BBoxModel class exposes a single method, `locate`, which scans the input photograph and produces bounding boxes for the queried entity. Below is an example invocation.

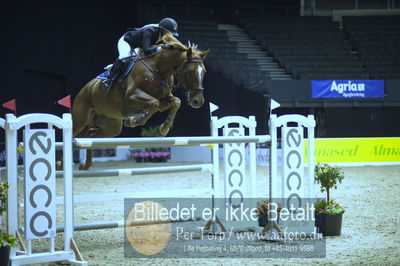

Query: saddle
[96,58,136,85]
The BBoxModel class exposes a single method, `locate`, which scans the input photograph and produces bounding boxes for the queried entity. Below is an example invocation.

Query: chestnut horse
[72,33,209,170]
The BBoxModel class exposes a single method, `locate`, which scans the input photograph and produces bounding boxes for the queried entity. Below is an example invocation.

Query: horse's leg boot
[124,111,149,127]
[102,59,125,92]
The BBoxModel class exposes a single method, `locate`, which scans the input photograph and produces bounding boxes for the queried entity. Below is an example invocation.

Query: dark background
[1,0,274,138]
[1,0,399,138]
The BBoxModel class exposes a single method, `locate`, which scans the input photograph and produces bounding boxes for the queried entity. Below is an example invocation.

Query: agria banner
[311,80,384,98]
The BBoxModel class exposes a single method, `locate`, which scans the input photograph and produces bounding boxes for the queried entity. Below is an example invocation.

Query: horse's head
[176,45,209,109]
[161,34,210,109]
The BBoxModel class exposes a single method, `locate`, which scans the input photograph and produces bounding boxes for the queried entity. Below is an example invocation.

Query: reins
[132,50,171,90]
[132,48,204,94]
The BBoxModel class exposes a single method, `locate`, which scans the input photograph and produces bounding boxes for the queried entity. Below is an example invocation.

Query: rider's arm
[141,27,160,56]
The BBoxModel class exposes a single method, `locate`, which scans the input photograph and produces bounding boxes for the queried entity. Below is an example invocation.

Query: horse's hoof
[124,112,149,128]
[79,163,91,170]
[134,112,148,125]
[157,131,166,137]
[158,126,169,137]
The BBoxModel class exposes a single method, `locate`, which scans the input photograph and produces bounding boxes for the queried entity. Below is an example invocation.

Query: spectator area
[139,3,400,85]
[240,17,369,80]
[142,15,271,91]
[343,15,400,79]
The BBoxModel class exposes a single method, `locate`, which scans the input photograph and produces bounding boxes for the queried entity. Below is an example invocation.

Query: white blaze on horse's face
[185,62,205,109]
[197,65,203,82]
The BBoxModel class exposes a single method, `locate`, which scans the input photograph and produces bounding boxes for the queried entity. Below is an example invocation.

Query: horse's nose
[191,97,204,108]
[188,92,204,108]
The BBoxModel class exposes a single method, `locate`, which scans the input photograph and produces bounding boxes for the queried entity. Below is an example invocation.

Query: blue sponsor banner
[311,80,384,98]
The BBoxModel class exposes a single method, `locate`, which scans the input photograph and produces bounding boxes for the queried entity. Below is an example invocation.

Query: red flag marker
[2,99,17,115]
[57,95,71,112]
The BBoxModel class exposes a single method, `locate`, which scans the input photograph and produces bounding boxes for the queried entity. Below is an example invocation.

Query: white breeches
[117,35,140,60]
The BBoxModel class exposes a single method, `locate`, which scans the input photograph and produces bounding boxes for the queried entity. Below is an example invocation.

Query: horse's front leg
[124,88,160,128]
[158,95,181,137]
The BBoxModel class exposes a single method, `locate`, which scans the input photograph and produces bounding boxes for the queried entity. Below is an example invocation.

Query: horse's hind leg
[158,95,181,136]
[80,149,93,171]
[79,115,123,170]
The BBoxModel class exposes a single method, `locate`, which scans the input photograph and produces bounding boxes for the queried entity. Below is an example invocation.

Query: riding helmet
[158,18,179,36]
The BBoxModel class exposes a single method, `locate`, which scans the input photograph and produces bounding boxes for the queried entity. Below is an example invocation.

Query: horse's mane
[162,33,187,50]
[161,33,203,58]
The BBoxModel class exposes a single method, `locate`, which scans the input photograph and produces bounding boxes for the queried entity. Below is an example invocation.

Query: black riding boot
[103,59,125,92]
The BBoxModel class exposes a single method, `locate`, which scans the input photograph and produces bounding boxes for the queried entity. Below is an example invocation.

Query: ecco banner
[282,127,305,210]
[311,80,384,98]
[223,127,246,210]
[24,129,56,240]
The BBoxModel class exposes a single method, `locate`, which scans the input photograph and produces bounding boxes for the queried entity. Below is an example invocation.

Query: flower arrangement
[255,200,282,217]
[315,199,345,214]
[129,125,172,162]
[131,148,171,162]
[314,163,345,214]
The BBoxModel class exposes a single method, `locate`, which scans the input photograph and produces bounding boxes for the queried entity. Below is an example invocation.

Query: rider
[103,18,180,91]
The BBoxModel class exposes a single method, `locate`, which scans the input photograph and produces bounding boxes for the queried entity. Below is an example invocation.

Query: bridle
[175,59,205,94]
[133,49,205,95]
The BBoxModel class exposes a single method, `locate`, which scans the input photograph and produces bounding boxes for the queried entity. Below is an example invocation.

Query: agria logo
[330,80,365,97]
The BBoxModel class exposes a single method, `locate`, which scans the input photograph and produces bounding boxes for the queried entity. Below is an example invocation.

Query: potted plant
[255,200,282,227]
[0,182,17,266]
[314,163,345,236]
[1,233,17,266]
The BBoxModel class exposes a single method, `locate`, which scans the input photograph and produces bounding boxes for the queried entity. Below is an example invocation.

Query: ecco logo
[25,129,55,239]
[225,127,245,209]
[283,127,304,210]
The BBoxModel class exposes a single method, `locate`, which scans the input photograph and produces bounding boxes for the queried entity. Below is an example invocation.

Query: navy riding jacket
[123,25,162,56]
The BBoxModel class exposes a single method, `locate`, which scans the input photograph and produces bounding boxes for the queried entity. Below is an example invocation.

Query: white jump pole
[0,118,4,230]
[72,135,271,149]
[5,114,19,262]
[56,216,202,232]
[62,113,74,255]
[55,163,214,178]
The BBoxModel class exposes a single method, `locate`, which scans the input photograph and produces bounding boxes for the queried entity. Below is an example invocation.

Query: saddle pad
[96,70,110,81]
[96,59,136,81]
